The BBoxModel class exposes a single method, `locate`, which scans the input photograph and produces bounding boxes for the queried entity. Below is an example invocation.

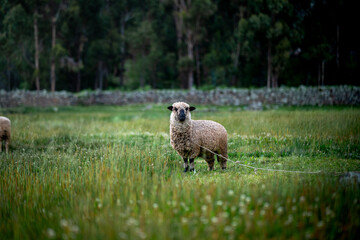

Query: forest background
[0,0,359,92]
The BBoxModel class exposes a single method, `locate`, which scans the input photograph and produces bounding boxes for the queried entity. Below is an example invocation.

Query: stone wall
[1,86,359,109]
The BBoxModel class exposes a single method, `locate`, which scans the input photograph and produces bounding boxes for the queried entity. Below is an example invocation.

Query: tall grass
[0,105,359,239]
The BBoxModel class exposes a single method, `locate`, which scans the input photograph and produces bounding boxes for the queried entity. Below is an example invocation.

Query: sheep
[0,116,11,153]
[168,102,228,172]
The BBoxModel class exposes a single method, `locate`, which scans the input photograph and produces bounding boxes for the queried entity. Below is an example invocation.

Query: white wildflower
[285,215,293,225]
[231,206,236,213]
[240,194,246,201]
[239,208,246,214]
[317,221,324,228]
[216,200,223,206]
[260,209,265,216]
[60,219,68,228]
[126,218,138,227]
[325,207,334,217]
[211,217,219,224]
[302,211,312,217]
[200,217,208,224]
[46,228,56,239]
[70,225,79,234]
[224,226,232,233]
[332,193,336,199]
[201,205,207,212]
[249,210,254,217]
[221,212,229,219]
[136,228,147,239]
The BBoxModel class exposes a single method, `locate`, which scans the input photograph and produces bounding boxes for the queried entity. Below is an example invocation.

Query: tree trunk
[34,8,40,91]
[119,14,126,87]
[195,44,200,88]
[231,42,241,86]
[186,30,194,90]
[6,59,11,91]
[321,60,325,86]
[50,16,56,92]
[336,24,340,83]
[76,71,81,92]
[152,62,157,89]
[272,71,279,88]
[76,35,85,92]
[187,43,194,90]
[97,61,104,90]
[318,63,320,86]
[336,24,340,70]
[231,6,245,87]
[267,41,272,88]
[140,51,145,88]
[173,1,186,88]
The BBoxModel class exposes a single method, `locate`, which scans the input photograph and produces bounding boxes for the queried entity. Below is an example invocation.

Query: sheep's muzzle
[178,109,186,122]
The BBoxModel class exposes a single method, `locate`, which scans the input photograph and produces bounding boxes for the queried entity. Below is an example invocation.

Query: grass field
[0,105,360,239]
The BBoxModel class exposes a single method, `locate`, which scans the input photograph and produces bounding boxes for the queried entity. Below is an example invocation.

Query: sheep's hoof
[222,167,226,170]
[189,168,195,172]
[184,166,189,172]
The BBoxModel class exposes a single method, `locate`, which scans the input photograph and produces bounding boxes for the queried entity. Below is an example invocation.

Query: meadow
[0,105,359,239]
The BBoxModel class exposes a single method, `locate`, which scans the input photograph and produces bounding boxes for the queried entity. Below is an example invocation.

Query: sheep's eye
[174,108,178,111]
[185,107,189,111]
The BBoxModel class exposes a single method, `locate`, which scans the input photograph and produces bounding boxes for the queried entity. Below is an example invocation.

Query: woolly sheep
[0,116,11,153]
[168,102,228,172]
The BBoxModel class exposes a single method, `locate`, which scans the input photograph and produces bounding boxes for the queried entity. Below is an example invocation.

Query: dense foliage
[0,0,358,91]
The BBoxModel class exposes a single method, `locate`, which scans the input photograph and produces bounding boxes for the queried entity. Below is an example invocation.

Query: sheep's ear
[168,106,173,111]
[189,106,196,111]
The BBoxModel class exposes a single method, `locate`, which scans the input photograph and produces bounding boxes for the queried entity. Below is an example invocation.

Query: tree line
[0,0,358,91]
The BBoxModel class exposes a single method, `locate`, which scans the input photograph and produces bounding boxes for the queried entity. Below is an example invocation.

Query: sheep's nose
[178,109,186,121]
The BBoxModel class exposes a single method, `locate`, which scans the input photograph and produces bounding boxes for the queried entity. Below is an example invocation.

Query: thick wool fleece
[0,116,11,153]
[169,102,228,171]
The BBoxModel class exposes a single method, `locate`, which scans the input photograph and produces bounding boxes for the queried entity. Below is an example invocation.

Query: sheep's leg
[218,155,227,170]
[183,158,189,172]
[189,158,195,172]
[216,153,227,170]
[205,152,215,171]
[5,140,9,153]
[216,144,228,170]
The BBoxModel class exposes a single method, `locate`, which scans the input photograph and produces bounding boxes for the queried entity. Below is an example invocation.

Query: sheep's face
[168,102,196,123]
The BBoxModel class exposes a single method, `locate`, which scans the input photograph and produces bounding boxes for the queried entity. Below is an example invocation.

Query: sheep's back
[192,120,227,149]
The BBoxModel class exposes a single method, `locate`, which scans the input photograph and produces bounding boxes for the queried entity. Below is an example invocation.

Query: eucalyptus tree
[173,0,216,89]
[0,2,33,90]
